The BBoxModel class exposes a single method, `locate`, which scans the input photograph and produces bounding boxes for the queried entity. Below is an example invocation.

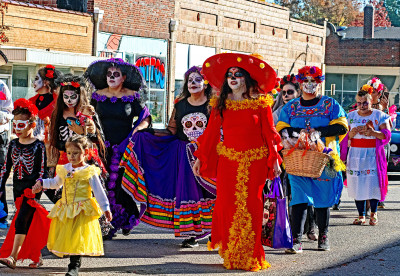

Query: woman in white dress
[347,85,391,226]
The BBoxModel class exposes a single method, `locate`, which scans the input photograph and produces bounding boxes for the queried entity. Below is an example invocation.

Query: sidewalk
[0,177,399,275]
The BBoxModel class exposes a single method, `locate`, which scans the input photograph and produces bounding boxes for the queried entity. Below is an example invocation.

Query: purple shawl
[376,128,391,201]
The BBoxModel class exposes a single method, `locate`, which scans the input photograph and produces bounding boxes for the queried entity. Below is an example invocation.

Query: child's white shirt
[42,163,110,212]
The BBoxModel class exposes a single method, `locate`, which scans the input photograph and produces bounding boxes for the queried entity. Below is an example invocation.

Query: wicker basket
[282,149,330,178]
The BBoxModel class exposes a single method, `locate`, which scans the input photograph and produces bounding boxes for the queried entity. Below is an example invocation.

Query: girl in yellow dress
[33,135,112,276]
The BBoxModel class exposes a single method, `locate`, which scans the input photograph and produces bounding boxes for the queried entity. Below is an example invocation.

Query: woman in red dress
[193,53,282,271]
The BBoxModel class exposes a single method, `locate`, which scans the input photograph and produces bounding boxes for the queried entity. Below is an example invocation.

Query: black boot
[315,207,330,251]
[66,255,81,276]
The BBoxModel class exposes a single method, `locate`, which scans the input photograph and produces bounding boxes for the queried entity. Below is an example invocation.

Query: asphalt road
[0,175,400,275]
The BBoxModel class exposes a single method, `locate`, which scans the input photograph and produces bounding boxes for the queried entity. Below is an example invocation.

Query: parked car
[388,112,400,172]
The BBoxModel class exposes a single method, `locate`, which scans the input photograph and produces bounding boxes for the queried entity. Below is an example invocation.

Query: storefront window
[326,73,399,111]
[12,66,30,101]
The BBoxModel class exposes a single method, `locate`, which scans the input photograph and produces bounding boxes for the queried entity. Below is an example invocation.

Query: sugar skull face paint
[302,76,320,94]
[13,120,29,132]
[106,67,125,88]
[63,90,79,108]
[33,73,44,92]
[227,67,245,91]
[187,72,205,94]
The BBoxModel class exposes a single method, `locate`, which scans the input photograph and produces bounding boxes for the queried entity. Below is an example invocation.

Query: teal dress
[277,95,347,208]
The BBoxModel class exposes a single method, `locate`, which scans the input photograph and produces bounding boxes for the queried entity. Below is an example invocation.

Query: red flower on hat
[45,65,55,70]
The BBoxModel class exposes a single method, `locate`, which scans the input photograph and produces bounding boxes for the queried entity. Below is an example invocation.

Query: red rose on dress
[39,96,44,101]
[306,110,314,115]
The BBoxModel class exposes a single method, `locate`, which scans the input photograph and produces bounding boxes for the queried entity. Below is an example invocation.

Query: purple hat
[84,58,146,91]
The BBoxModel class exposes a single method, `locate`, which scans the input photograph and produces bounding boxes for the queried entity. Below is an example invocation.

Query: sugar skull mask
[181,112,207,141]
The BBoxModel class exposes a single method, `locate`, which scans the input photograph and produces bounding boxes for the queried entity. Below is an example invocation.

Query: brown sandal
[0,256,16,269]
[370,213,378,226]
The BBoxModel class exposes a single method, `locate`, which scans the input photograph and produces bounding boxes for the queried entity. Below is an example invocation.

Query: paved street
[0,176,400,275]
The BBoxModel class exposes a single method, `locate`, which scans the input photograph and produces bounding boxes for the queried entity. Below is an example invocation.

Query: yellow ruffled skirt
[47,198,104,257]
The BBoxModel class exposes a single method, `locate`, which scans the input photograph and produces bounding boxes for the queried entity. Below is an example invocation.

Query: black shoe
[332,200,341,210]
[122,228,130,236]
[66,256,81,276]
[181,237,199,248]
[285,238,303,254]
[318,235,330,251]
[378,202,385,209]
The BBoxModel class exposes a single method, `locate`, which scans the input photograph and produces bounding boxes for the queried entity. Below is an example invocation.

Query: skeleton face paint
[302,77,320,94]
[107,67,125,88]
[181,112,208,141]
[33,73,44,92]
[227,67,245,91]
[63,90,79,108]
[187,72,205,94]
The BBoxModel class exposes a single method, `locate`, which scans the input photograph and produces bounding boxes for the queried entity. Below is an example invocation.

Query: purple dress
[120,98,216,239]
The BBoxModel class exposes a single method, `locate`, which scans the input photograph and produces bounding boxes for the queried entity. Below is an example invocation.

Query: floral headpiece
[280,74,298,87]
[14,98,39,117]
[60,81,80,88]
[360,84,373,94]
[44,64,55,79]
[367,77,384,92]
[296,66,325,83]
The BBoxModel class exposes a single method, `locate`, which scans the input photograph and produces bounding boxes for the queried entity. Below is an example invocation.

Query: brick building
[325,4,400,110]
[171,0,326,120]
[0,0,97,101]
[2,0,326,126]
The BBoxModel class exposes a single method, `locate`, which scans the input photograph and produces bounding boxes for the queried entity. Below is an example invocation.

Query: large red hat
[201,53,277,93]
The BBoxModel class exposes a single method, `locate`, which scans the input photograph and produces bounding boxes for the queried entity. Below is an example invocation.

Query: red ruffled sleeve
[261,105,283,180]
[194,107,222,178]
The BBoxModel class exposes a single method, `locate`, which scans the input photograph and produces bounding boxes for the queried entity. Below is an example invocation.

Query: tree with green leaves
[385,0,400,27]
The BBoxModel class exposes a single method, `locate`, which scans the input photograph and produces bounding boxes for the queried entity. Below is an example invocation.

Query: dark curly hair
[216,67,260,118]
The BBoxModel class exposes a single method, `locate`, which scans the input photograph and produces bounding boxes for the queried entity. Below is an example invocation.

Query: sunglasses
[13,120,30,131]
[282,89,295,96]
[227,72,244,78]
[106,71,121,78]
[356,101,369,107]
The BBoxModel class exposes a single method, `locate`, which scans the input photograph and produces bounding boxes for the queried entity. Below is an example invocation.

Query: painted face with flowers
[302,76,320,94]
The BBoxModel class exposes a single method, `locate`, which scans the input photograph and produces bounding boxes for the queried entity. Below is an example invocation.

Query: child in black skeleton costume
[0,98,50,269]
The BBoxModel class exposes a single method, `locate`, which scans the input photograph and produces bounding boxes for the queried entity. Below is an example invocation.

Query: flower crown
[296,66,325,83]
[60,81,80,88]
[367,77,384,92]
[44,64,55,79]
[280,74,298,87]
[360,84,373,94]
[14,98,39,117]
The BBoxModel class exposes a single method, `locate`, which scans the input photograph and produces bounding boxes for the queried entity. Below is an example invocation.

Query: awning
[0,47,104,68]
